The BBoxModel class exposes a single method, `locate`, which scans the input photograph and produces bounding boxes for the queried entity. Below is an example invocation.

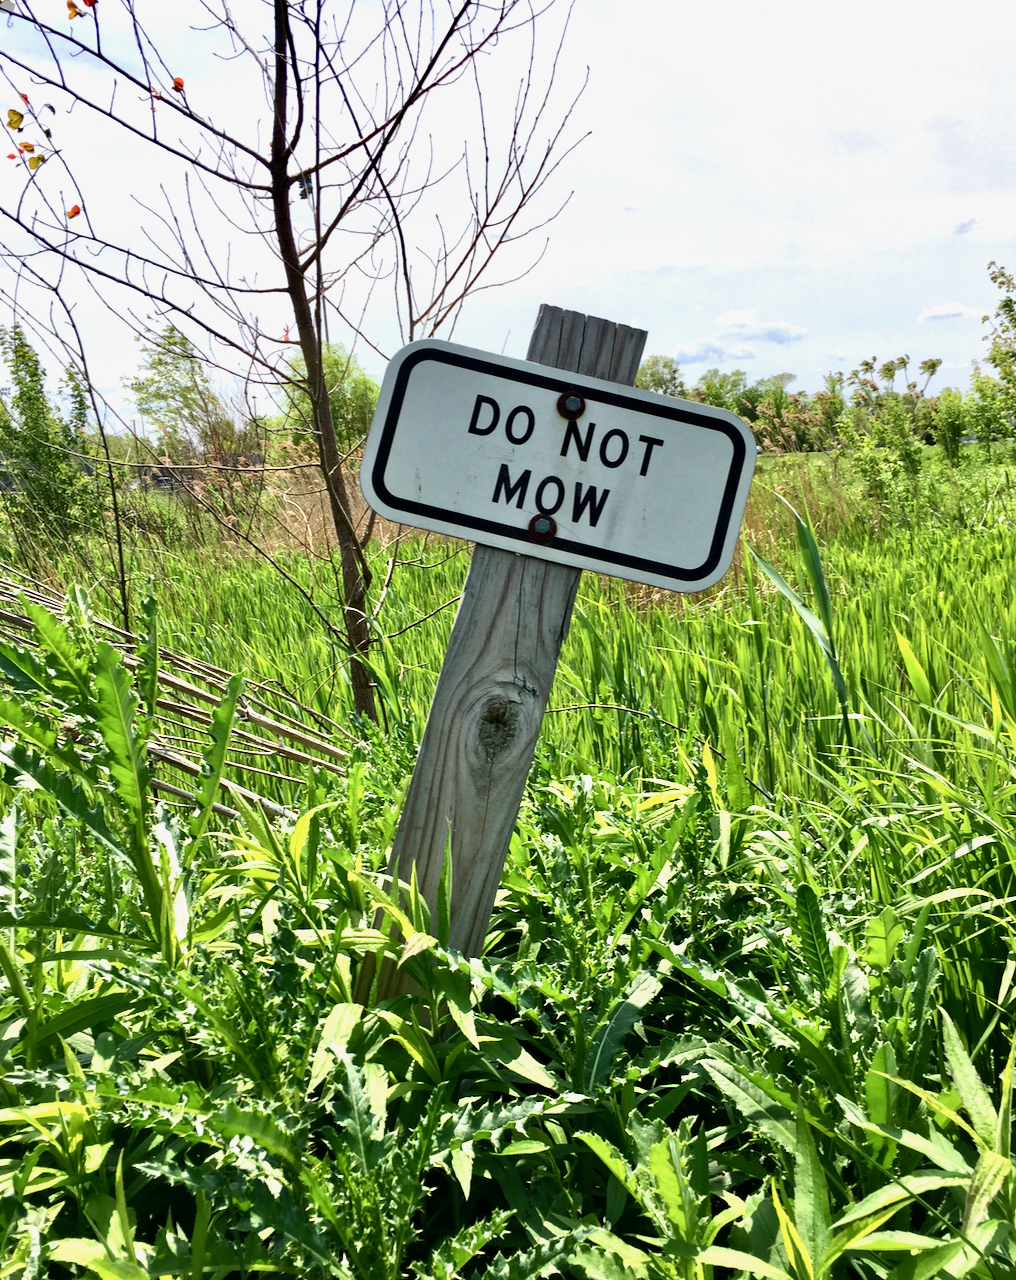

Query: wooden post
[358,306,646,1001]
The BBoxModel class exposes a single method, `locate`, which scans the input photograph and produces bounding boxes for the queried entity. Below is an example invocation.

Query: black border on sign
[370,347,748,584]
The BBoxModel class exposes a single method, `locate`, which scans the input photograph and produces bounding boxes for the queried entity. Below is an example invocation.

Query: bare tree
[0,0,582,719]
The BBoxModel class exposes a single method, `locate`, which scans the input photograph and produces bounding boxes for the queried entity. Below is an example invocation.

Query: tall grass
[2,447,1016,1275]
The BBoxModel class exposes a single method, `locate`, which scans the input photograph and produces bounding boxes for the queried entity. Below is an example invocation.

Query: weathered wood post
[356,306,646,1001]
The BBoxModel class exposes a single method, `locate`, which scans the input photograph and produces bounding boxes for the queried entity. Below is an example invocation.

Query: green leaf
[575,1132,640,1199]
[0,697,85,776]
[883,1221,1007,1280]
[884,1240,966,1280]
[585,970,661,1091]
[838,952,873,1051]
[720,715,751,815]
[333,1049,384,1172]
[502,1139,548,1156]
[411,1210,515,1280]
[186,672,241,857]
[566,1240,648,1280]
[796,883,833,998]
[997,1035,1015,1164]
[214,1103,301,1170]
[0,743,124,860]
[0,636,50,697]
[0,934,32,1019]
[853,1115,967,1174]
[476,1022,562,1092]
[113,1152,135,1259]
[700,1059,797,1154]
[940,1009,997,1148]
[648,1134,692,1236]
[48,1239,148,1280]
[92,640,149,829]
[451,1144,474,1198]
[905,947,939,1090]
[961,1149,1009,1230]
[749,548,848,705]
[794,510,834,641]
[487,1228,596,1279]
[846,1230,948,1252]
[793,1107,831,1270]
[33,993,135,1046]
[894,631,933,706]
[862,907,904,971]
[978,622,1016,725]
[696,1245,791,1279]
[307,1002,362,1095]
[865,1043,898,1131]
[833,1171,970,1228]
[23,597,93,707]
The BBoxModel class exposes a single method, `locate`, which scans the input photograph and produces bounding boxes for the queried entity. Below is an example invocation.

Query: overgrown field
[1,449,1016,1278]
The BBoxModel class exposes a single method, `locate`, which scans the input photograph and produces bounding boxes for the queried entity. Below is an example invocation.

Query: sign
[361,339,756,593]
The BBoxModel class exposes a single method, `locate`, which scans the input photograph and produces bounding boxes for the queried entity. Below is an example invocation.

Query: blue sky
[2,0,1013,410]
[450,0,1016,395]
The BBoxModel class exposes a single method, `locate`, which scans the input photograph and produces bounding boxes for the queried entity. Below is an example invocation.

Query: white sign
[360,340,757,592]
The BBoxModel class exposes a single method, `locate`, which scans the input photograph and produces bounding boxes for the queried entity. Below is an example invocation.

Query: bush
[0,327,105,557]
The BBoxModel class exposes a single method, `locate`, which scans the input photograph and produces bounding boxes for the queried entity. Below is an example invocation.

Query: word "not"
[468,394,665,477]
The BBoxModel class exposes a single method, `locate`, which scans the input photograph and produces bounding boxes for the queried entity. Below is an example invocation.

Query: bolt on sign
[361,340,756,593]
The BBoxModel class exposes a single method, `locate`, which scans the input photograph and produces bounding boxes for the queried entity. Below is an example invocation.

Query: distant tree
[686,367,825,450]
[281,345,379,458]
[691,368,749,414]
[838,353,944,505]
[0,326,102,556]
[751,377,820,452]
[966,363,1009,454]
[128,326,260,464]
[933,387,966,465]
[635,355,687,399]
[983,261,1016,434]
[813,372,847,448]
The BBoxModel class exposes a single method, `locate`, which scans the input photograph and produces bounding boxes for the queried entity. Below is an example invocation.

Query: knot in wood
[477,693,520,761]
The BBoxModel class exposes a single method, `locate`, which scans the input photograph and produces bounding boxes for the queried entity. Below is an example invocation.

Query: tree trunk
[271,0,377,722]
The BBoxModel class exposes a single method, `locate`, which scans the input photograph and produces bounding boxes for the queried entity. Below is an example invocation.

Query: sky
[456,0,1016,393]
[1,0,1014,413]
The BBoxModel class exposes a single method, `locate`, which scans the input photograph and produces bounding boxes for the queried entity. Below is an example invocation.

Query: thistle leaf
[795,883,833,998]
[940,1009,997,1148]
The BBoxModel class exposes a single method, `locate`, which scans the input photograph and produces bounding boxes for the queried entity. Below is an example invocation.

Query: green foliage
[966,364,1009,453]
[0,326,104,552]
[691,367,751,416]
[984,259,1016,428]
[635,356,687,399]
[674,368,824,453]
[280,343,380,455]
[934,386,966,465]
[127,324,257,463]
[4,433,1016,1273]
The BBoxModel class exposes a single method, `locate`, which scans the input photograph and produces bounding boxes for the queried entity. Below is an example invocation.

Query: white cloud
[715,307,808,344]
[917,302,982,322]
[954,218,979,234]
[673,340,755,365]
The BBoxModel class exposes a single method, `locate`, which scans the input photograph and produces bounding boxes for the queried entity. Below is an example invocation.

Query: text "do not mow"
[467,393,665,529]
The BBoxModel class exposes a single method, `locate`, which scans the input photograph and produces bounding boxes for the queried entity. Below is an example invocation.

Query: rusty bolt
[556,391,585,419]
[527,513,557,543]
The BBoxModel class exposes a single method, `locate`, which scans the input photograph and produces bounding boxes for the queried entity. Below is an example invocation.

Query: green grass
[1,446,1016,1276]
